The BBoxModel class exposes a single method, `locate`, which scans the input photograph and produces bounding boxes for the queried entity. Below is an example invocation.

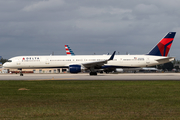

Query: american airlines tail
[147,32,176,56]
[65,45,75,56]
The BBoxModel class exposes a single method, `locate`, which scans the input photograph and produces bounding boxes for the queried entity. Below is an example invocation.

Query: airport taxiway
[0,73,180,80]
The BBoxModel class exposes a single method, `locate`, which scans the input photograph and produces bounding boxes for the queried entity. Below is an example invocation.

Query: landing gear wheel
[100,71,103,74]
[19,69,23,76]
[90,72,97,76]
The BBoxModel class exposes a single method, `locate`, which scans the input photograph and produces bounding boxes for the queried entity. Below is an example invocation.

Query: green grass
[1,80,180,120]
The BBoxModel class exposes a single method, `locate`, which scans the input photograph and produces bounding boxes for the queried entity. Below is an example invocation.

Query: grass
[0,80,180,119]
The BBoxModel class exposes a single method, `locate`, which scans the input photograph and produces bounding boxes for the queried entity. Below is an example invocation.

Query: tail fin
[65,45,75,56]
[147,32,176,56]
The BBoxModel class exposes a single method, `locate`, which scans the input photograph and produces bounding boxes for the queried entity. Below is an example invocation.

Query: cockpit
[7,60,12,62]
[2,59,13,68]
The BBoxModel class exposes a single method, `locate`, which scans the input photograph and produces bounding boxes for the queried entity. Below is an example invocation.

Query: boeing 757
[3,32,176,76]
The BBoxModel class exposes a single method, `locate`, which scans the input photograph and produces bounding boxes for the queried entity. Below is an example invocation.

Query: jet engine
[115,68,123,73]
[69,65,81,73]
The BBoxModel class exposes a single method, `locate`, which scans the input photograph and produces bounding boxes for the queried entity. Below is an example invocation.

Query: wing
[82,51,116,69]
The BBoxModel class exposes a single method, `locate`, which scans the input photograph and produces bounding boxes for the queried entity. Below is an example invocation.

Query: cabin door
[45,58,50,65]
[17,58,21,65]
[146,58,150,64]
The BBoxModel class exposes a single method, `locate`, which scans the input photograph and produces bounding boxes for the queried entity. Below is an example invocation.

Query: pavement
[0,73,180,80]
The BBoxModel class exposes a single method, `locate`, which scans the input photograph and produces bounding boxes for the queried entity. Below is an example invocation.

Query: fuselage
[2,32,176,76]
[3,54,174,69]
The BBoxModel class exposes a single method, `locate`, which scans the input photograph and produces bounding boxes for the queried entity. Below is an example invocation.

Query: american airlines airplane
[65,45,75,56]
[3,32,176,76]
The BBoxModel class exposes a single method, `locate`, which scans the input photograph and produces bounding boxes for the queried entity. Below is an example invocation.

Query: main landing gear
[18,68,23,76]
[20,72,23,76]
[89,72,97,75]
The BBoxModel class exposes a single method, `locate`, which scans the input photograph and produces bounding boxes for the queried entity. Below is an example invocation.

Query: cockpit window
[7,60,12,62]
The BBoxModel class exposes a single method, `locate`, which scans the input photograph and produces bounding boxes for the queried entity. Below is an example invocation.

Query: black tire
[89,72,97,76]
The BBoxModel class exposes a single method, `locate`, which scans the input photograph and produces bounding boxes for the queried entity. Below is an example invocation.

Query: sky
[1,0,180,59]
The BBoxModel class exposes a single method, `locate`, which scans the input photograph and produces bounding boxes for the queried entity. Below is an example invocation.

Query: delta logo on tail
[65,45,75,56]
[148,32,176,56]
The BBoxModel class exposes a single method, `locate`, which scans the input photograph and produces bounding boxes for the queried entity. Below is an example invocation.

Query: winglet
[108,51,116,60]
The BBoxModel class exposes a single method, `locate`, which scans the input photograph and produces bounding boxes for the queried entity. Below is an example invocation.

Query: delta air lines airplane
[3,32,176,76]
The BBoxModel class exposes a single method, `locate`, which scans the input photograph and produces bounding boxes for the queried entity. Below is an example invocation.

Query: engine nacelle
[69,65,81,73]
[115,68,123,73]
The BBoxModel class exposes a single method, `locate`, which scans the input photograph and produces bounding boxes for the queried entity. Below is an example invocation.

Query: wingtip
[109,51,116,60]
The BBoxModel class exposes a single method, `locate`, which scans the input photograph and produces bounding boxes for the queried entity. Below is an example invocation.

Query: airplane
[65,45,75,56]
[3,32,176,76]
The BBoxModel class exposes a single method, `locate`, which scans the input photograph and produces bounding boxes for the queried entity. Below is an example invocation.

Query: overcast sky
[0,0,180,59]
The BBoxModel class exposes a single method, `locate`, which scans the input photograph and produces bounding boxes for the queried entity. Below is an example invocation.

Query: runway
[0,73,180,80]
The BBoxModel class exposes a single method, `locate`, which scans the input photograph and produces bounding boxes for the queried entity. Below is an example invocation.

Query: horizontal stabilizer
[156,57,175,62]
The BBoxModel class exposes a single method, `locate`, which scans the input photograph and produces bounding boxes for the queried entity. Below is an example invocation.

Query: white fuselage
[3,55,174,69]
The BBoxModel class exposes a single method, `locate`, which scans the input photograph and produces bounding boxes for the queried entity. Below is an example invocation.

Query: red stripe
[160,38,173,45]
[165,44,172,56]
[157,43,164,56]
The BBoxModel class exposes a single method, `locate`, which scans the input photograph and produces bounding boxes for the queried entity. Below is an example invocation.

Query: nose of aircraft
[2,62,7,67]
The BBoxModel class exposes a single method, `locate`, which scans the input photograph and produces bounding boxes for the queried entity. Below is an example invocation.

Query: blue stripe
[147,46,162,56]
[163,41,173,56]
[66,45,75,55]
[164,32,176,38]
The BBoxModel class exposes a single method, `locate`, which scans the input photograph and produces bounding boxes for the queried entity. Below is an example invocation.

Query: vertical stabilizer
[65,45,75,56]
[147,32,176,56]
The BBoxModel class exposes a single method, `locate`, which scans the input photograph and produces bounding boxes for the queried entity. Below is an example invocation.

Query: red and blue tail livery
[65,45,75,56]
[148,32,176,56]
